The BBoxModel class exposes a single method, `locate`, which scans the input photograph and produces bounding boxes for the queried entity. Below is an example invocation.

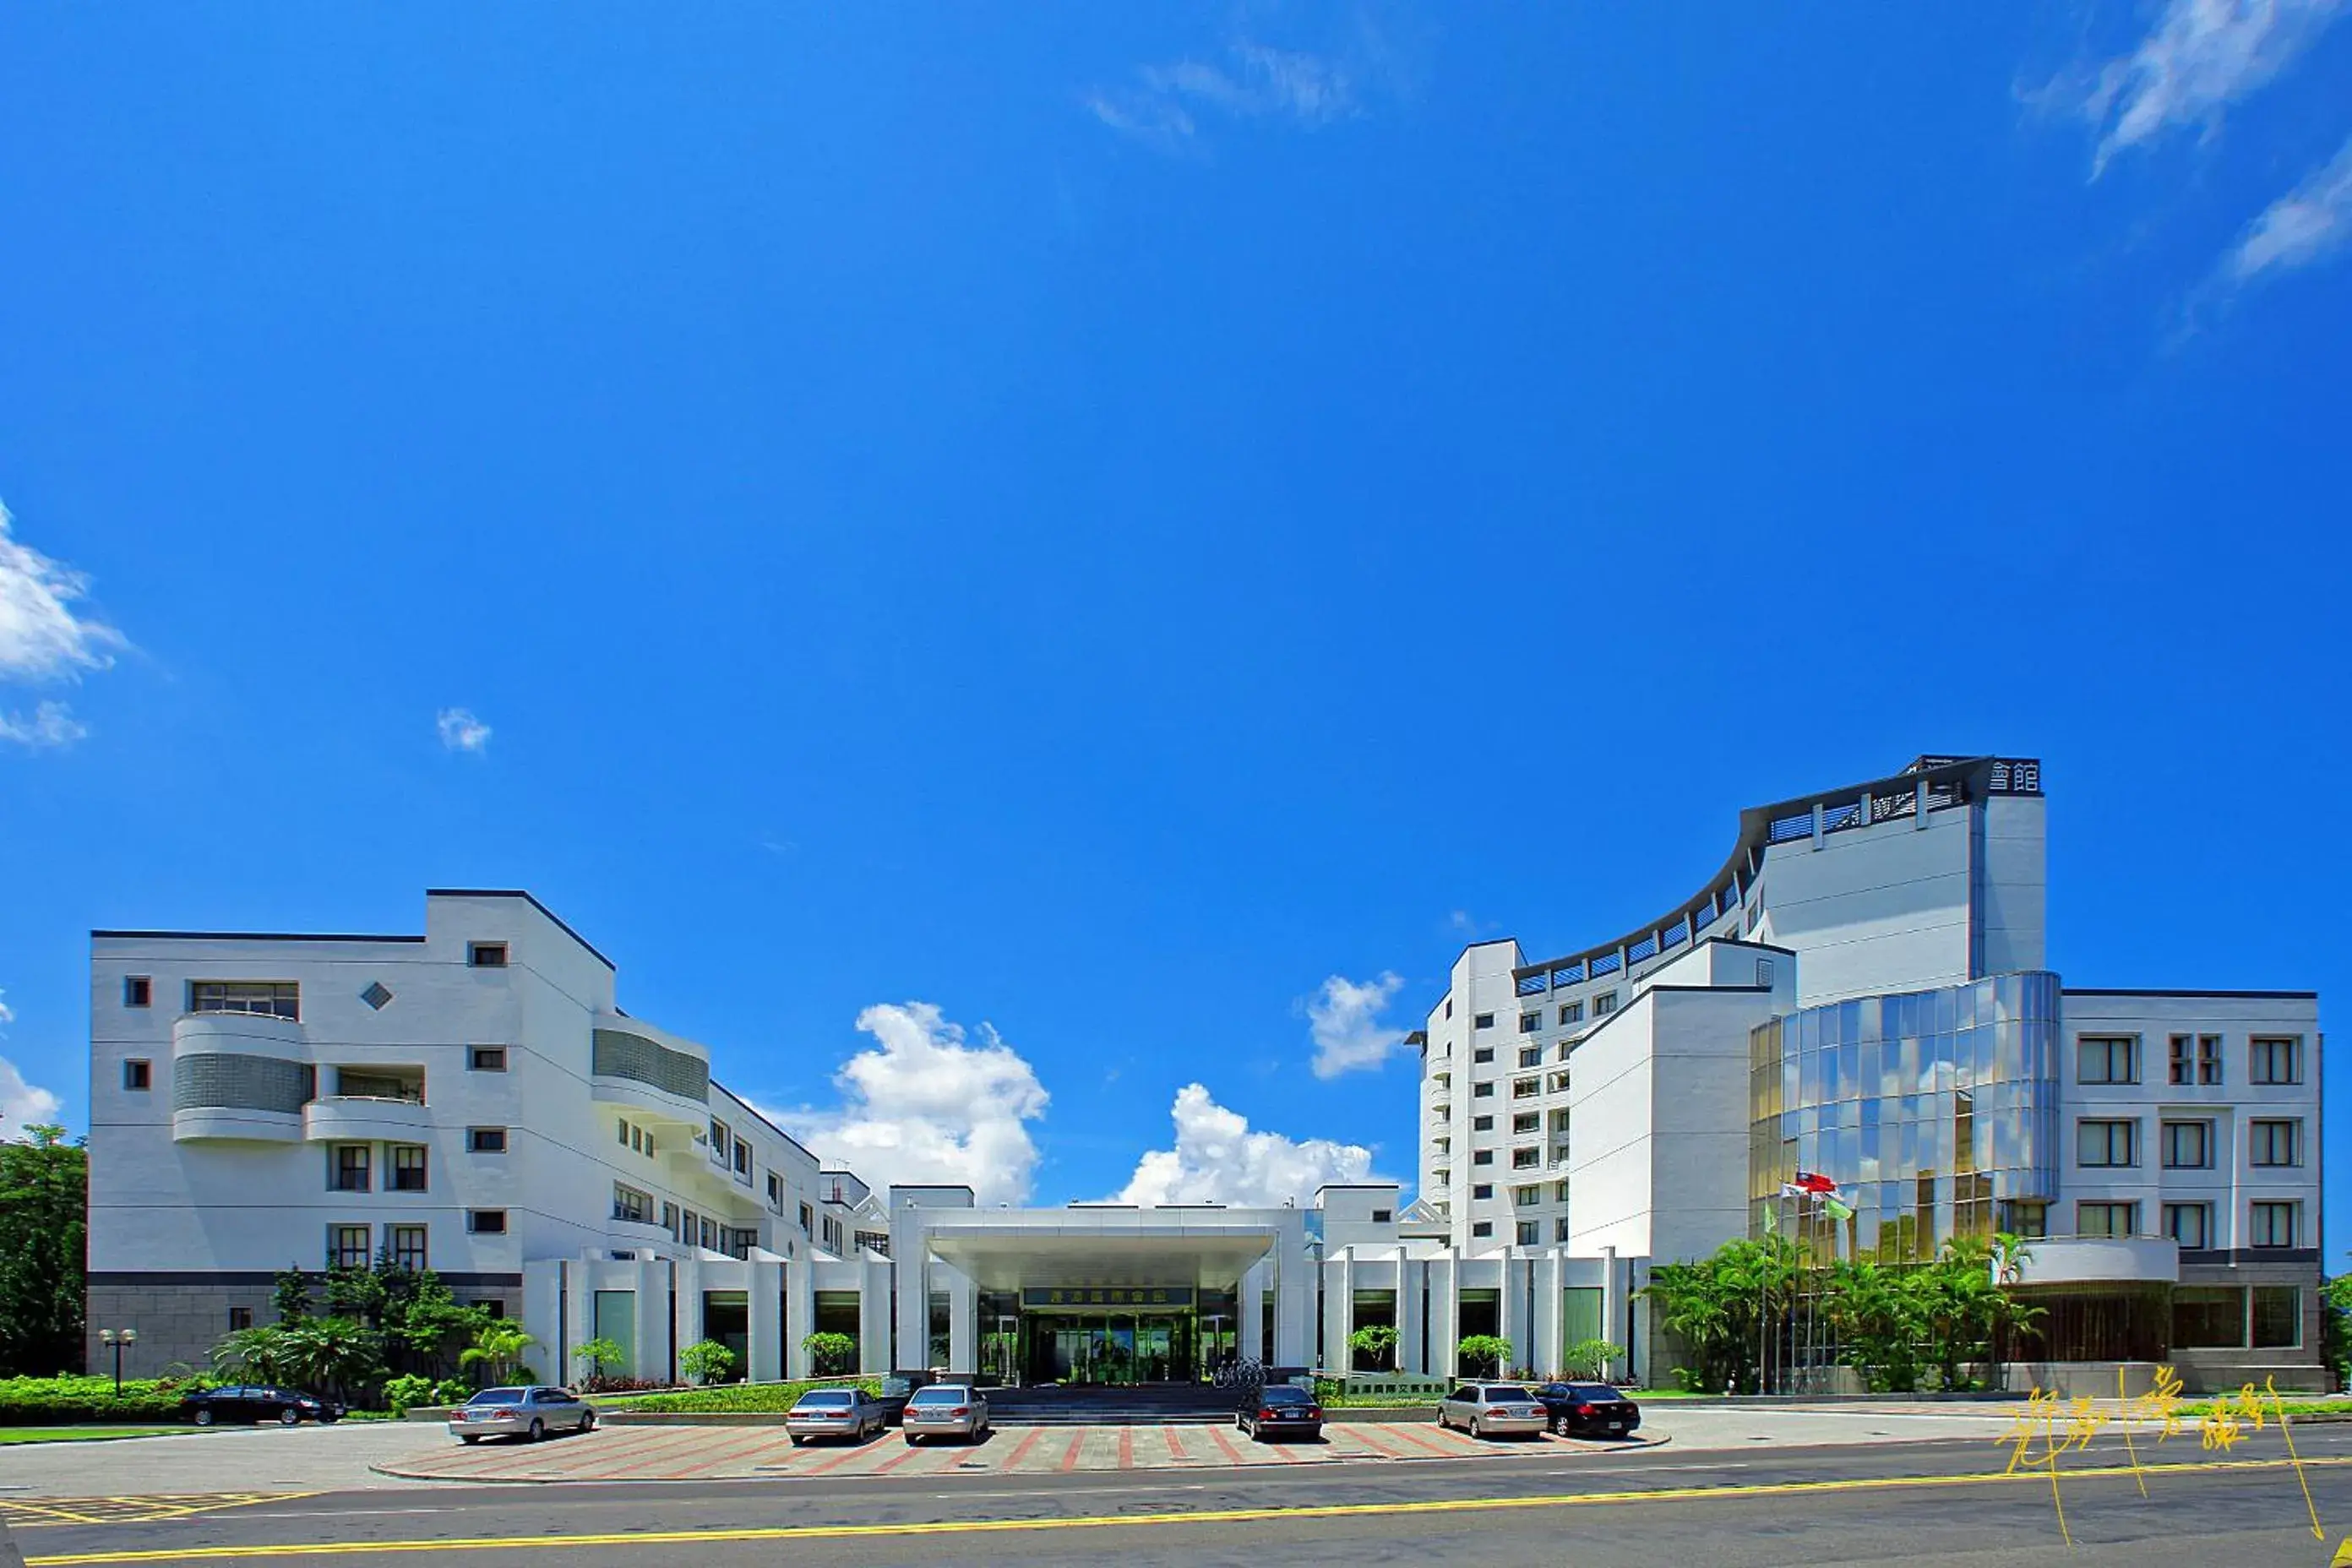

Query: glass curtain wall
[1749,972,2060,1264]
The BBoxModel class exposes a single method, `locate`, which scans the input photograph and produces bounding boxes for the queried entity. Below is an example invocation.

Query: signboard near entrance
[1022,1287,1195,1308]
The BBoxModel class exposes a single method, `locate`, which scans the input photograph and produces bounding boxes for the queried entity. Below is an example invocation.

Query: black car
[180,1384,340,1427]
[1530,1382,1640,1439]
[1237,1384,1325,1441]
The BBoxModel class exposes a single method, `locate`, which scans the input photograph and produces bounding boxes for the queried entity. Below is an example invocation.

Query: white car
[901,1384,990,1444]
[449,1386,596,1443]
[1437,1381,1549,1439]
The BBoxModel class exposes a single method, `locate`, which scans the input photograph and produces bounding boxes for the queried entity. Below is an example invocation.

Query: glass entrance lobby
[994,1287,1239,1386]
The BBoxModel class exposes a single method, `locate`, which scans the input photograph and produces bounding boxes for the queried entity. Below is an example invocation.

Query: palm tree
[212,1325,297,1384]
[459,1322,537,1386]
[280,1316,386,1402]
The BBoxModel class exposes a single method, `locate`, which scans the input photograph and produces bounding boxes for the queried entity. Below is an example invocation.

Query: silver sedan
[901,1385,990,1444]
[1436,1381,1549,1439]
[449,1386,597,1443]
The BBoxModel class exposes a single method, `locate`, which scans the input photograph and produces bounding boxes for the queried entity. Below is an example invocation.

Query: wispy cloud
[2223,133,2352,283]
[1111,1083,1376,1206]
[437,707,492,754]
[1304,970,1407,1079]
[0,992,65,1140]
[2058,0,2346,175]
[1088,39,1363,152]
[0,502,125,683]
[0,700,90,750]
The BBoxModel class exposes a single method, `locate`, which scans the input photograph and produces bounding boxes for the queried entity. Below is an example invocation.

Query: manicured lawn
[0,1425,190,1444]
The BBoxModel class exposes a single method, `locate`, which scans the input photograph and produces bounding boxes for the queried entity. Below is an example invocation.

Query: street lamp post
[97,1327,138,1395]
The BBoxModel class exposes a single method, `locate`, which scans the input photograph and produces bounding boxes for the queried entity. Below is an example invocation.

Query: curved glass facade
[1748,972,2060,1263]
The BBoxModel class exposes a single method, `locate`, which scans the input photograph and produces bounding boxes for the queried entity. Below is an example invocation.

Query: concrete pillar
[1239,1259,1268,1361]
[862,1256,896,1374]
[632,1258,667,1382]
[945,1263,977,1375]
[746,1259,784,1384]
[561,1259,592,1385]
[1495,1252,1515,1375]
[1276,1244,1316,1368]
[1428,1255,1458,1381]
[784,1259,814,1380]
[1396,1254,1425,1375]
[522,1260,563,1385]
[1324,1247,1354,1375]
[1600,1244,1623,1383]
[1537,1250,1565,1377]
[895,1250,928,1375]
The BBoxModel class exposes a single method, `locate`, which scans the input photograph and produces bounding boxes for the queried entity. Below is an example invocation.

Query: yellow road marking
[21,1455,2351,1563]
[2,1494,315,1530]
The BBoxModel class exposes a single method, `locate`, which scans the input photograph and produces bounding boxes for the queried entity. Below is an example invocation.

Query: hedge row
[0,1375,204,1426]
[598,1377,873,1414]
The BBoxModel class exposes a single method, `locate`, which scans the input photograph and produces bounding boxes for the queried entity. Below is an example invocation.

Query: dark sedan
[1531,1381,1641,1439]
[1237,1384,1324,1441]
[180,1384,340,1427]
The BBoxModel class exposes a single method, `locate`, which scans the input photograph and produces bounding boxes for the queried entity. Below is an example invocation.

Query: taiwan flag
[1788,1171,1838,1196]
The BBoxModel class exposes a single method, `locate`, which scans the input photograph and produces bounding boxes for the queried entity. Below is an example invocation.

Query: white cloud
[2224,133,2352,282]
[1089,39,1359,150]
[0,992,13,1025]
[777,1003,1049,1207]
[437,707,492,753]
[0,1057,61,1139]
[1305,971,1408,1079]
[0,502,125,683]
[0,700,90,749]
[2069,0,2345,174]
[1113,1084,1376,1207]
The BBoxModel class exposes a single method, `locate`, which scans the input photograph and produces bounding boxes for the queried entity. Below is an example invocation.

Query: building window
[1445,999,1452,1019]
[1473,1013,1494,1030]
[1516,1221,1540,1245]
[1506,1077,1537,1100]
[799,1202,814,1234]
[1472,1047,1494,1064]
[124,977,151,1008]
[2164,1203,2213,1250]
[1511,1113,1539,1135]
[1549,1108,1571,1132]
[1554,1179,1570,1201]
[1546,1070,1571,1093]
[227,1306,253,1331]
[2160,1120,2212,1169]
[467,942,509,968]
[1558,1002,1582,1025]
[612,1183,654,1223]
[1511,1147,1540,1169]
[2077,1119,2137,1168]
[1592,992,1618,1015]
[2197,1035,2222,1084]
[331,1145,371,1192]
[2250,1202,2299,1249]
[2175,1287,2247,1349]
[1471,1222,1493,1238]
[617,1117,630,1146]
[468,1046,507,1072]
[122,1059,151,1091]
[1756,959,1774,988]
[2253,1288,2302,1348]
[1472,1115,1494,1131]
[2006,1200,2049,1239]
[766,1172,785,1210]
[707,1119,730,1160]
[2250,1037,2301,1085]
[1513,1185,1540,1207]
[466,1209,508,1235]
[1473,1082,1494,1098]
[1518,1013,1539,1035]
[1554,1217,1571,1242]
[327,1224,371,1267]
[467,1127,507,1153]
[733,1141,752,1177]
[1472,1183,1494,1200]
[2168,1035,2191,1086]
[2242,1121,2302,1176]
[2076,1201,2138,1238]
[2077,1037,2137,1085]
[1517,1046,1542,1068]
[1473,1150,1494,1166]
[1371,1208,1392,1223]
[189,981,300,1020]
[390,1145,427,1192]
[389,1225,427,1271]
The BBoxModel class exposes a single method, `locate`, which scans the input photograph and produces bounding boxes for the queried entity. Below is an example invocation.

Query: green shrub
[602,1377,871,1414]
[381,1374,436,1414]
[1455,1335,1512,1377]
[433,1377,473,1406]
[0,1375,209,1427]
[802,1332,857,1376]
[1561,1338,1624,1380]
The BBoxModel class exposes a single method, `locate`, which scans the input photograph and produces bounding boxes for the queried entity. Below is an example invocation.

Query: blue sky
[2,5,2349,1244]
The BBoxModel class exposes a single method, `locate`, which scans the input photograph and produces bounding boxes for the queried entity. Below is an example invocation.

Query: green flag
[1761,1201,1778,1234]
[1822,1195,1855,1222]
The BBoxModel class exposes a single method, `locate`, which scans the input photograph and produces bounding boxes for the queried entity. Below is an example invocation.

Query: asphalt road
[13,1425,2352,1567]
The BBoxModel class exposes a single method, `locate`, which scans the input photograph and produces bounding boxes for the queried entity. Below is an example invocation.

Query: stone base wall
[84,1282,275,1380]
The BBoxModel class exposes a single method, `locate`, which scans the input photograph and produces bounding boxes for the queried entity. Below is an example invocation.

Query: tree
[1561,1338,1624,1380]
[271,1266,312,1324]
[2323,1270,2352,1393]
[1347,1324,1400,1373]
[0,1125,86,1376]
[280,1316,387,1403]
[459,1322,537,1386]
[213,1325,298,1385]
[680,1338,738,1386]
[574,1337,628,1386]
[1456,1335,1512,1378]
[1642,1235,1802,1392]
[803,1331,857,1376]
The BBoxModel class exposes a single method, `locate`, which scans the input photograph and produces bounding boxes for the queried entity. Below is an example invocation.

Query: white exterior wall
[1752,802,1975,1006]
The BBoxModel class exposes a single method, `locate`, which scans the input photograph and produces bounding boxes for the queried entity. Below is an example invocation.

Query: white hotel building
[85,757,2325,1392]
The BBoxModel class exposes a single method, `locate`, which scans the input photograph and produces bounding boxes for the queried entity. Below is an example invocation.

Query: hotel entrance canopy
[903,1206,1309,1292]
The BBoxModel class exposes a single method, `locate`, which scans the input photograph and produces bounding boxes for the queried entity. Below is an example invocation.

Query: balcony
[305,1095,432,1142]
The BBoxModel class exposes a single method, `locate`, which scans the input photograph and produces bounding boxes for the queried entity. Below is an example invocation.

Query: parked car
[785,1386,890,1445]
[448,1386,597,1444]
[1530,1381,1642,1440]
[901,1383,990,1444]
[1237,1384,1324,1441]
[1436,1382,1549,1440]
[180,1384,340,1427]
